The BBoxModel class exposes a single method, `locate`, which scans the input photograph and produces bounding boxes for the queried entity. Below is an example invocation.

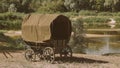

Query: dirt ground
[0,51,120,68]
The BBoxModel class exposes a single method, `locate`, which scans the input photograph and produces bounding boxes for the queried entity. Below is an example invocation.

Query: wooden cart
[22,14,72,63]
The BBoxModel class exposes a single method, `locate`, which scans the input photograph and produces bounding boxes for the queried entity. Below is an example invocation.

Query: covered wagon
[22,14,72,63]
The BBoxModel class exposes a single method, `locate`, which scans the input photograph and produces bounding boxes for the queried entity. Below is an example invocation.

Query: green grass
[0,12,24,20]
[79,10,97,16]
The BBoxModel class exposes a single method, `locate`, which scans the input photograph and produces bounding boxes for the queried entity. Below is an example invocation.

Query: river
[85,35,120,55]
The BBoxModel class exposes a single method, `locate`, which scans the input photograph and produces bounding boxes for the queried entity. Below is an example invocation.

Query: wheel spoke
[25,49,36,62]
[61,45,72,58]
[43,47,55,63]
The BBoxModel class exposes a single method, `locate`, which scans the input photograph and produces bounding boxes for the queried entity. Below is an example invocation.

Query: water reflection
[85,36,120,55]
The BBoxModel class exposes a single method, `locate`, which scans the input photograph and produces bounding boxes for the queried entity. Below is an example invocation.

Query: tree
[104,0,113,11]
[64,0,90,12]
[71,19,86,53]
[30,0,42,11]
[113,0,120,11]
[64,0,73,11]
[37,0,66,13]
[78,0,90,10]
[8,3,17,13]
[104,0,120,12]
[19,0,33,13]
[95,0,105,11]
[0,0,9,12]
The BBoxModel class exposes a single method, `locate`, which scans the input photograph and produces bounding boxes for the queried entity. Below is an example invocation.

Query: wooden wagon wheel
[60,45,72,58]
[25,49,36,62]
[37,49,44,61]
[43,47,55,63]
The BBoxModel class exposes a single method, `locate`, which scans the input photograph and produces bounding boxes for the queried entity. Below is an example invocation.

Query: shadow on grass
[0,32,24,58]
[0,32,24,50]
[0,32,15,44]
[55,56,109,64]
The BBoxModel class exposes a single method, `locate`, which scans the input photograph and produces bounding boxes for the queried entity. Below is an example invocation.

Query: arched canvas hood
[22,14,72,43]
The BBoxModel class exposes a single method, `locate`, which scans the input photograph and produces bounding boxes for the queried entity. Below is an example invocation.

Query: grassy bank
[63,11,120,29]
[83,16,120,29]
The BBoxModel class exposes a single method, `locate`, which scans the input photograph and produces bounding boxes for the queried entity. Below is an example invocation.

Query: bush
[69,18,86,53]
[79,10,97,16]
[0,20,22,30]
[62,12,79,18]
[37,1,66,13]
[82,16,120,29]
[113,12,120,16]
[98,12,113,16]
[0,33,24,50]
[0,12,24,30]
[83,16,113,29]
[84,16,109,23]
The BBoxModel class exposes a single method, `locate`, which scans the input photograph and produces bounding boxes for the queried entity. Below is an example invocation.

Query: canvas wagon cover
[22,14,71,43]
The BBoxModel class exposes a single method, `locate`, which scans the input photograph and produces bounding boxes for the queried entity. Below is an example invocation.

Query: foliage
[62,12,79,18]
[98,12,113,16]
[70,19,86,53]
[79,10,97,16]
[95,0,105,11]
[0,32,24,50]
[63,0,120,12]
[37,0,66,13]
[8,3,17,13]
[64,0,89,12]
[0,0,120,13]
[0,0,33,13]
[82,16,120,29]
[104,0,120,12]
[0,12,24,30]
